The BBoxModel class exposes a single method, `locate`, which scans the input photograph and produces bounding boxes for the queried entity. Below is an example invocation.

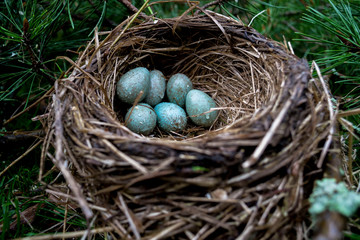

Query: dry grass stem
[0,140,42,177]
[4,86,54,125]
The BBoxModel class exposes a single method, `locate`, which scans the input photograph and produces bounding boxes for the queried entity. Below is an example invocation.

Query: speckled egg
[186,89,219,127]
[116,67,150,104]
[154,102,187,132]
[124,103,157,135]
[144,70,166,106]
[166,73,193,108]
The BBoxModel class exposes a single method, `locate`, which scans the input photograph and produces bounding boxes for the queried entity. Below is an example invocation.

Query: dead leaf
[9,203,43,231]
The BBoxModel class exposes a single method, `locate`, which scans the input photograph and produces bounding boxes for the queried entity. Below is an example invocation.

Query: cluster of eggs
[116,67,219,136]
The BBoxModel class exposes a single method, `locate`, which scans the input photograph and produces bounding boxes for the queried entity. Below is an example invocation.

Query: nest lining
[108,20,280,138]
[43,12,334,239]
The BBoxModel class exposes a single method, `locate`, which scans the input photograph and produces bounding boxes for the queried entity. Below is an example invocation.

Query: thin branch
[0,130,44,143]
[22,20,55,82]
[14,226,113,240]
[313,122,346,240]
[117,0,150,20]
[337,108,360,118]
[195,0,228,15]
[313,61,336,168]
[0,140,42,177]
[4,86,54,125]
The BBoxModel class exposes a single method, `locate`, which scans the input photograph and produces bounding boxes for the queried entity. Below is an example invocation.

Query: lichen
[309,178,360,218]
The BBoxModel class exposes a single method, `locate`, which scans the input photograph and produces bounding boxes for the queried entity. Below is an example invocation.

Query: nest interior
[44,12,334,239]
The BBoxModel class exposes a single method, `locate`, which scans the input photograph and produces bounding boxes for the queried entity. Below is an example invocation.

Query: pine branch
[297,0,360,111]
[22,24,55,82]
[87,0,118,26]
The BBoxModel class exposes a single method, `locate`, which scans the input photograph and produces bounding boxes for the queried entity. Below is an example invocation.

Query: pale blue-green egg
[166,73,193,108]
[125,103,157,135]
[154,102,187,132]
[186,89,219,127]
[144,70,166,106]
[116,67,150,104]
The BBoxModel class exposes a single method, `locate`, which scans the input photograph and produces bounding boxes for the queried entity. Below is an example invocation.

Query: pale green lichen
[309,178,360,218]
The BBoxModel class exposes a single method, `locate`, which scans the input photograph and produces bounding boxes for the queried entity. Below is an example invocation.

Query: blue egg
[166,73,193,108]
[124,103,157,135]
[154,102,187,132]
[186,89,219,127]
[117,67,150,104]
[144,70,166,107]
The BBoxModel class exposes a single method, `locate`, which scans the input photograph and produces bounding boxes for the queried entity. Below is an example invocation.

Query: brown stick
[0,140,42,178]
[337,108,360,118]
[313,122,346,240]
[195,0,229,15]
[4,86,54,125]
[13,226,113,240]
[117,0,150,20]
[0,130,44,142]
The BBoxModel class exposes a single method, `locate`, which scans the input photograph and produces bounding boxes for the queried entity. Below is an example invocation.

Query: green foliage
[220,0,327,55]
[296,0,360,166]
[299,0,360,105]
[149,0,211,18]
[344,232,360,240]
[0,0,131,117]
[0,168,87,239]
[309,178,360,218]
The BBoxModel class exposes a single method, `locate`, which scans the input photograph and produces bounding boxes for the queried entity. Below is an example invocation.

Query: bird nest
[42,11,336,239]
